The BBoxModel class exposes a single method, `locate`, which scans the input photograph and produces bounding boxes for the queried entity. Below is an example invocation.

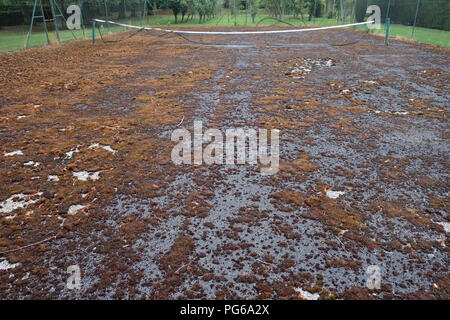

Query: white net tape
[93,19,374,35]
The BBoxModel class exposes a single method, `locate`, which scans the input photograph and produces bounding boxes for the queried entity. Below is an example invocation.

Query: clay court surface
[0,27,448,299]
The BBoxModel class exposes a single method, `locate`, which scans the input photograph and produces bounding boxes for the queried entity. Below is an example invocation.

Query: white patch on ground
[393,111,409,115]
[436,221,450,233]
[68,204,90,215]
[372,110,410,116]
[341,89,350,94]
[73,171,101,181]
[89,143,117,154]
[34,104,41,108]
[17,115,28,119]
[4,150,23,157]
[24,161,40,167]
[47,175,59,182]
[65,146,80,159]
[0,193,43,214]
[326,190,346,199]
[0,259,21,271]
[101,146,117,154]
[294,288,320,300]
[57,216,65,227]
[290,58,334,79]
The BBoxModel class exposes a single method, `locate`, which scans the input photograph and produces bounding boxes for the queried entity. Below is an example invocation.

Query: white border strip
[93,19,373,35]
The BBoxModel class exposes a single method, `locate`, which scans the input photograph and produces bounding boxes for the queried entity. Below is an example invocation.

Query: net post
[385,18,390,46]
[92,21,96,44]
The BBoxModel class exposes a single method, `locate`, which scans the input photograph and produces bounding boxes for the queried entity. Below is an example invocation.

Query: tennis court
[0,24,449,299]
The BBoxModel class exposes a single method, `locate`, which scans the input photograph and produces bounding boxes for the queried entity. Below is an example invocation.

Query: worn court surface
[0,27,448,299]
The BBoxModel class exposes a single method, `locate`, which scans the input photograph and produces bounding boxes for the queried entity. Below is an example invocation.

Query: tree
[168,0,187,23]
[192,0,222,24]
[118,0,127,20]
[248,0,258,23]
[194,0,207,23]
[261,0,286,20]
[180,0,188,22]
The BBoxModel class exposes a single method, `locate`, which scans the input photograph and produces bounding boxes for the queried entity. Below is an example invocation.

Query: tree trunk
[118,0,126,20]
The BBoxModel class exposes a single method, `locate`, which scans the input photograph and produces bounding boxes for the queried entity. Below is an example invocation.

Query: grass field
[1,13,449,53]
[364,23,450,47]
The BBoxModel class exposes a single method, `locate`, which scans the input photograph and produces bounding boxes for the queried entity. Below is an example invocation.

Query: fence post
[234,0,237,26]
[412,0,420,39]
[26,0,38,49]
[313,0,317,23]
[245,0,248,25]
[166,0,169,25]
[141,0,147,26]
[386,0,391,19]
[104,0,111,33]
[78,0,86,38]
[385,17,390,45]
[49,0,61,43]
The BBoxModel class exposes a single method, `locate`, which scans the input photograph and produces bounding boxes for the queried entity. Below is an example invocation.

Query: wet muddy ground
[0,27,448,299]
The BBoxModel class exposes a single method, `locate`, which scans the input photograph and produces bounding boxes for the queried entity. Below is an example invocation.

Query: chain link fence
[0,0,448,53]
[359,0,449,47]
